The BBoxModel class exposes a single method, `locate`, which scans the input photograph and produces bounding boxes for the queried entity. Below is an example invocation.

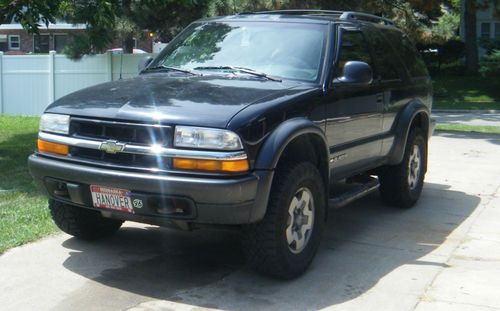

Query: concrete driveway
[433,112,500,127]
[1,131,500,311]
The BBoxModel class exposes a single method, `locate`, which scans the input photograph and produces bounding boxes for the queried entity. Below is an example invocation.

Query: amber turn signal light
[37,139,69,156]
[173,158,249,173]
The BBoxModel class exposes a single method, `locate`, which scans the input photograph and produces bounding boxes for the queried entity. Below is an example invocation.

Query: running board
[328,177,380,209]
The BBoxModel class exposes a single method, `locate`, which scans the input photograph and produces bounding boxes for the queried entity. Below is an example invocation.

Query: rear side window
[365,28,401,81]
[336,31,373,77]
[383,30,428,78]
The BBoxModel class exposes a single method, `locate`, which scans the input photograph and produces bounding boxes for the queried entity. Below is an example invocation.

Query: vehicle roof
[197,10,397,28]
[200,14,337,24]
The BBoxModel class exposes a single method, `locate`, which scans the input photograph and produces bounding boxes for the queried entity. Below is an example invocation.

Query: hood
[46,73,308,128]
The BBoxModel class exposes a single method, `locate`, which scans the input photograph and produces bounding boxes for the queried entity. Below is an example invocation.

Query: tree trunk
[123,33,134,54]
[464,0,479,73]
[121,0,134,54]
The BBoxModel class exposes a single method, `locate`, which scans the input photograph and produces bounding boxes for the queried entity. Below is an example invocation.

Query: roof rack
[242,10,395,26]
[339,11,394,26]
[252,9,345,16]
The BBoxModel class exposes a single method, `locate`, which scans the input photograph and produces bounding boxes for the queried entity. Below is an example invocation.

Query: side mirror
[337,61,373,85]
[138,56,154,72]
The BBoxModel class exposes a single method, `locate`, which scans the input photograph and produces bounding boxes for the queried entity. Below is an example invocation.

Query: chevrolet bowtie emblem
[99,140,125,154]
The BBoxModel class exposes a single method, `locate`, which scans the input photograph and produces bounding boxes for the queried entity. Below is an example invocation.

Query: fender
[255,118,329,170]
[254,118,330,173]
[249,118,330,223]
[388,101,430,165]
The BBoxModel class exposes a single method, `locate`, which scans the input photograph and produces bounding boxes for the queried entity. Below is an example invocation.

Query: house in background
[460,1,500,56]
[0,22,86,54]
[0,20,153,55]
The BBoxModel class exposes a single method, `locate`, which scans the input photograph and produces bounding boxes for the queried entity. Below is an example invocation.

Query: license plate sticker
[90,185,134,213]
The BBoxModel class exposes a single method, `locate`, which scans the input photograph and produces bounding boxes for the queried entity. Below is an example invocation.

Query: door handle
[376,94,384,103]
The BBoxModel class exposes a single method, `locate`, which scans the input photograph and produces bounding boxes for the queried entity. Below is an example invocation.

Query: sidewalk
[432,112,500,127]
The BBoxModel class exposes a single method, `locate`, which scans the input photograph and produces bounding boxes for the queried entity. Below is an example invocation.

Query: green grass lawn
[0,116,57,254]
[436,123,500,134]
[433,75,500,110]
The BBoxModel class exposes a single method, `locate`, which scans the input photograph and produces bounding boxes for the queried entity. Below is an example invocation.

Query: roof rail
[248,9,344,16]
[339,12,394,26]
[241,10,395,26]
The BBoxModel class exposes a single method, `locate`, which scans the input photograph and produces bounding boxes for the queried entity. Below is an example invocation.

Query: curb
[433,109,500,114]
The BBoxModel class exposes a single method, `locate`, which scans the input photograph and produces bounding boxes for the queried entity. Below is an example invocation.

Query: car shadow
[58,182,480,310]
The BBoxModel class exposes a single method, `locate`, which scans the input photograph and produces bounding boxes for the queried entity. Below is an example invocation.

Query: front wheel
[243,162,326,279]
[49,199,123,240]
[379,128,427,208]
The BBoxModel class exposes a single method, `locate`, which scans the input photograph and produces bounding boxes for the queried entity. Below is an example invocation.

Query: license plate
[90,185,134,213]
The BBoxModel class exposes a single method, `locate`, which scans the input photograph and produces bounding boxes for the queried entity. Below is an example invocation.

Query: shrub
[419,39,465,75]
[479,50,500,77]
[479,38,500,55]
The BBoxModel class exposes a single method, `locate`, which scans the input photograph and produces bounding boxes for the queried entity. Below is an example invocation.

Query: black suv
[29,10,434,279]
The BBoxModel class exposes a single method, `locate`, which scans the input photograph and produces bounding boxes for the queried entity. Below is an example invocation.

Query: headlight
[174,126,243,150]
[39,114,70,135]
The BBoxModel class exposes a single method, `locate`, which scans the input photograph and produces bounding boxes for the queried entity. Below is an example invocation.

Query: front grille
[70,118,172,146]
[68,118,173,171]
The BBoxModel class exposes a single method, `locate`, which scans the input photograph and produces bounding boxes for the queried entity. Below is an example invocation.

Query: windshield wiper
[193,66,282,82]
[145,65,201,76]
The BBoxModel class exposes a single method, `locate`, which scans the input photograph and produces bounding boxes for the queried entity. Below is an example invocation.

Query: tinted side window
[383,30,428,77]
[336,31,373,77]
[365,28,401,80]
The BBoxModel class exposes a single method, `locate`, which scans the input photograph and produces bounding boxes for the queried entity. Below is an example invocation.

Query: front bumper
[28,154,273,226]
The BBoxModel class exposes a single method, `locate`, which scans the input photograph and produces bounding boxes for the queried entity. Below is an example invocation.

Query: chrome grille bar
[70,117,172,129]
[39,132,247,161]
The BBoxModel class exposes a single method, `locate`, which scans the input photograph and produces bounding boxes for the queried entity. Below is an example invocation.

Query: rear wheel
[379,128,427,208]
[49,199,123,240]
[243,161,326,279]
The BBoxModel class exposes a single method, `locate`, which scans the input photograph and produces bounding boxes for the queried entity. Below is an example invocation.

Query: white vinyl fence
[0,51,155,116]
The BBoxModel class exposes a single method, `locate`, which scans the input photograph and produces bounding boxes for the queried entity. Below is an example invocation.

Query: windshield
[150,21,328,82]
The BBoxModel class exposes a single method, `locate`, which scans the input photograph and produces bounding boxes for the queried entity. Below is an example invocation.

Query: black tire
[379,128,427,208]
[49,199,123,240]
[243,161,326,279]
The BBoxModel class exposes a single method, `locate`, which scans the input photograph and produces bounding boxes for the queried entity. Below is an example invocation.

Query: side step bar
[328,177,380,209]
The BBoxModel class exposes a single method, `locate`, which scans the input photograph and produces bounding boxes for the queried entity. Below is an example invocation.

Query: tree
[0,0,464,60]
[128,0,212,42]
[58,1,118,58]
[210,0,458,44]
[0,0,61,32]
[1,1,213,59]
